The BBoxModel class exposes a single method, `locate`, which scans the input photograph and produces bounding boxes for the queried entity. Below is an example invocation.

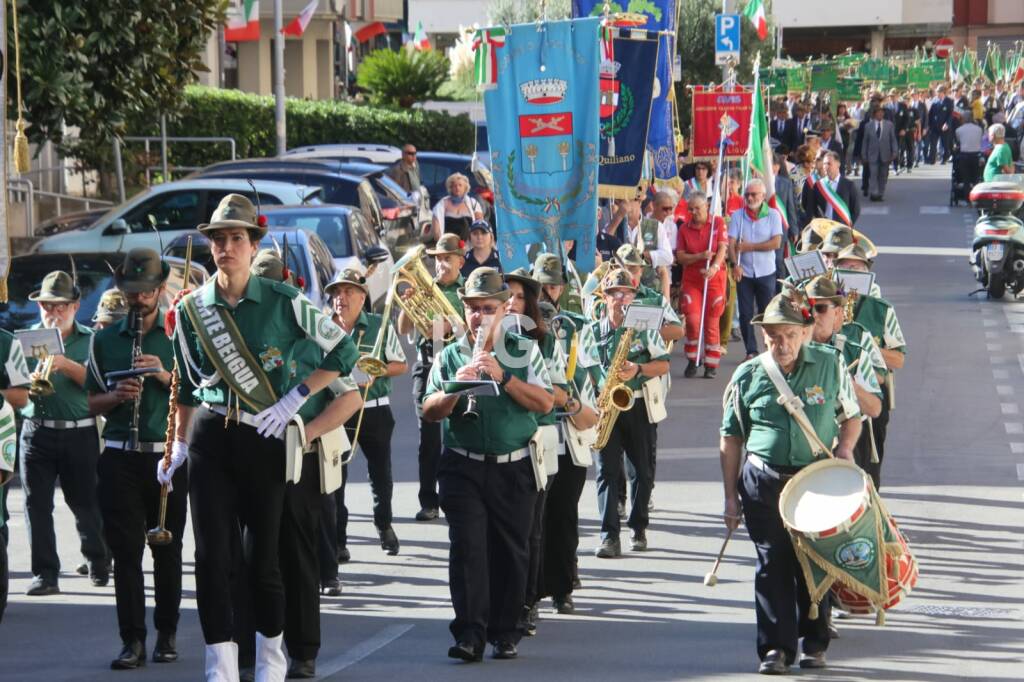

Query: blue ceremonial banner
[597,28,659,199]
[483,18,601,271]
[572,0,681,190]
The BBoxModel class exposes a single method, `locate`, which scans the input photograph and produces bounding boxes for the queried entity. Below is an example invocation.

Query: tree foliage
[487,0,571,25]
[8,0,223,168]
[356,48,450,108]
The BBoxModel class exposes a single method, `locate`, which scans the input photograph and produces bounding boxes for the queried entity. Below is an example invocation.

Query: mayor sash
[182,294,278,412]
[816,179,852,226]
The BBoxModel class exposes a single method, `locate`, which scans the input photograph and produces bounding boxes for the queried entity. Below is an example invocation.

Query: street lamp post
[274,0,286,155]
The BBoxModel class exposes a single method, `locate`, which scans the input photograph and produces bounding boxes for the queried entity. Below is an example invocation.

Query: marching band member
[834,243,906,488]
[421,267,554,662]
[92,288,129,330]
[86,249,184,669]
[20,270,110,596]
[581,270,670,558]
[720,289,861,674]
[326,268,407,557]
[161,194,358,681]
[675,194,730,378]
[397,233,465,524]
[535,252,583,316]
[0,326,31,625]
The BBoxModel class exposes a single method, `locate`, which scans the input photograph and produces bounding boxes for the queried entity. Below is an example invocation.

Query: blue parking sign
[715,14,740,66]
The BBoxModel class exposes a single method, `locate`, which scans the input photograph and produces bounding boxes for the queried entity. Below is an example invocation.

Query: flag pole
[274,0,287,155]
[696,118,730,367]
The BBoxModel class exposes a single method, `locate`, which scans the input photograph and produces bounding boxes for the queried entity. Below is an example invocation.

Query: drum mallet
[704,526,737,587]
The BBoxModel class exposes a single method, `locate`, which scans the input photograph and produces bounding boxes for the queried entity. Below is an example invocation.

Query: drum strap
[759,353,834,459]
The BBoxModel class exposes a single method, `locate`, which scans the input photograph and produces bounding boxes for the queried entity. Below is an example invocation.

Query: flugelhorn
[392,245,463,342]
[29,345,55,397]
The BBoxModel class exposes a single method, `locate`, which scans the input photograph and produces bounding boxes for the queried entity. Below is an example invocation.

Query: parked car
[0,253,207,332]
[283,144,402,164]
[32,179,320,255]
[333,162,431,253]
[415,152,494,220]
[33,208,107,237]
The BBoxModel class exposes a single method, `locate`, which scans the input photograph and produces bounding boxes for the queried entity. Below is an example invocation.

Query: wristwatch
[296,383,311,398]
[499,372,513,388]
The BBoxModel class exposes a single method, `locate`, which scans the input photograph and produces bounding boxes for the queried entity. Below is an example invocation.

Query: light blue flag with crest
[482,17,601,272]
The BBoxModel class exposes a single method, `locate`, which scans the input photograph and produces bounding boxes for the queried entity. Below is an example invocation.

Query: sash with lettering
[816,178,853,226]
[181,294,278,411]
[595,26,659,199]
[480,17,602,271]
[573,0,680,190]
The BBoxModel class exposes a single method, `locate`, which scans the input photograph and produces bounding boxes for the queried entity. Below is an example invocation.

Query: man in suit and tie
[860,106,899,202]
[770,107,789,146]
[819,123,845,174]
[802,151,861,226]
[927,85,955,164]
[790,105,812,152]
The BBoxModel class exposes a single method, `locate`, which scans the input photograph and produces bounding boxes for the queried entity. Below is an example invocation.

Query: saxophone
[593,328,637,450]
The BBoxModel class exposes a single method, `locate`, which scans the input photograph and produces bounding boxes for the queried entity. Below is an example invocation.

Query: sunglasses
[813,303,834,314]
[403,150,417,157]
[744,192,763,198]
[40,302,71,312]
[467,304,501,316]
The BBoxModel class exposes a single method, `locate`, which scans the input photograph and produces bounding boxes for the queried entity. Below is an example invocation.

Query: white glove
[156,441,189,491]
[254,386,308,440]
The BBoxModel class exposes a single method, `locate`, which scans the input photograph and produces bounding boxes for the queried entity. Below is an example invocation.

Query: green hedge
[132,85,476,171]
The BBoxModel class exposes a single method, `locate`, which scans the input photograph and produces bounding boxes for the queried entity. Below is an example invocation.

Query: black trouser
[438,449,537,649]
[860,158,871,193]
[865,389,891,490]
[413,353,442,510]
[189,407,287,644]
[19,421,108,583]
[595,400,653,540]
[281,451,323,662]
[852,419,875,482]
[97,446,188,646]
[542,451,587,600]
[523,486,548,609]
[958,152,982,187]
[739,459,830,663]
[0,523,8,625]
[900,133,916,169]
[335,405,395,546]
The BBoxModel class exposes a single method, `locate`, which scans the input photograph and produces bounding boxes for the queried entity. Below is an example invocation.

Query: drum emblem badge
[835,539,875,570]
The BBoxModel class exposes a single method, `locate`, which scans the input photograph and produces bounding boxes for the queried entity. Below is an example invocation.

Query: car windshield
[264,214,352,258]
[0,258,119,331]
[259,234,314,295]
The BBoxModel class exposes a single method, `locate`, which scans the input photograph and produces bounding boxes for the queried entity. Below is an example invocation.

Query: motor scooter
[969,178,1024,299]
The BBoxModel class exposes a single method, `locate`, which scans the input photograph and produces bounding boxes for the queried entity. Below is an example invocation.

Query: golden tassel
[809,603,819,620]
[11,0,30,174]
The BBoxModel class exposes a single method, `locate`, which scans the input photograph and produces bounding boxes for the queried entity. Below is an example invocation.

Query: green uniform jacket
[173,276,358,414]
[721,343,861,468]
[85,314,175,443]
[23,322,93,421]
[0,329,30,531]
[854,295,906,354]
[831,326,883,398]
[423,329,553,454]
[578,317,671,393]
[348,311,406,403]
[537,330,568,427]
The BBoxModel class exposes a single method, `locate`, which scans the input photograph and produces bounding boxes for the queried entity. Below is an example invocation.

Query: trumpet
[29,346,55,397]
[392,245,463,342]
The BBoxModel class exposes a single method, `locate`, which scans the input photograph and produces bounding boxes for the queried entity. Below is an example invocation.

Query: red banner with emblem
[690,85,754,160]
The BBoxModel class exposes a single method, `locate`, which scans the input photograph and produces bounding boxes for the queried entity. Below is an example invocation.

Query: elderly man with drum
[719,289,862,675]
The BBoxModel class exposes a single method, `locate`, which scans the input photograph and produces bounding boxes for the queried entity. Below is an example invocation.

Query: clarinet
[127,310,144,451]
[463,319,489,421]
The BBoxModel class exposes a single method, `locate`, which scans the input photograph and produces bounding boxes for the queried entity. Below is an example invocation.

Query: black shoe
[553,595,575,614]
[703,366,717,379]
[379,527,400,556]
[571,563,582,591]
[447,641,483,662]
[415,507,439,521]
[492,641,518,660]
[321,578,342,596]
[286,658,317,678]
[152,632,177,663]
[76,562,89,576]
[595,537,621,558]
[617,501,626,519]
[799,651,827,669]
[111,641,146,670]
[91,569,110,587]
[25,577,59,596]
[758,649,789,675]
[630,529,648,551]
[519,605,537,637]
[684,360,698,378]
[336,546,351,564]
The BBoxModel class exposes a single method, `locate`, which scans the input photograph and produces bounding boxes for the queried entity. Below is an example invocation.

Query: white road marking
[860,206,889,215]
[997,385,1015,396]
[1017,463,1024,481]
[920,206,951,214]
[989,356,1006,364]
[1019,354,1024,375]
[875,246,971,256]
[1001,403,1019,415]
[988,343,1003,352]
[993,368,1010,379]
[315,624,414,678]
[1011,443,1024,454]
[1005,423,1024,435]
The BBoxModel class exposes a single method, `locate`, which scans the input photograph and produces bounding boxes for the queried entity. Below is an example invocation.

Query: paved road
[3,165,1023,680]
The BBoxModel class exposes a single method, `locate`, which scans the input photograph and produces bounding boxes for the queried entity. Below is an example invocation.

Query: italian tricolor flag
[226,0,260,42]
[282,0,318,37]
[746,67,788,232]
[743,0,768,41]
[473,28,507,90]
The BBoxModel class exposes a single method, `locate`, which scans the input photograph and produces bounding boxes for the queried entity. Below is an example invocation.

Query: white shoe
[255,632,287,682]
[205,642,240,682]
